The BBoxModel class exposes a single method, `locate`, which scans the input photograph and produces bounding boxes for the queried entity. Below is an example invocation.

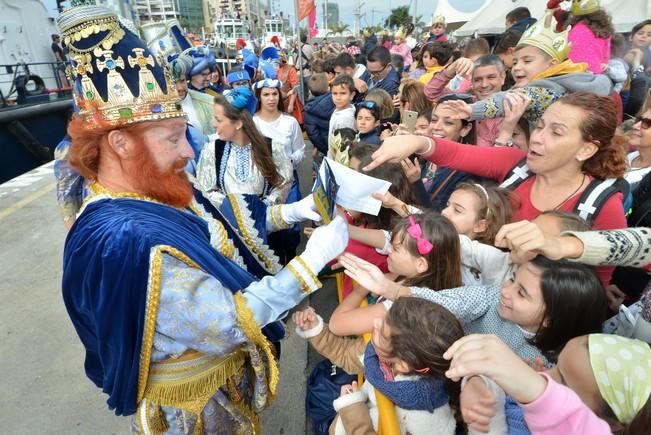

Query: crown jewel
[57,5,185,128]
[517,12,571,63]
[571,0,600,16]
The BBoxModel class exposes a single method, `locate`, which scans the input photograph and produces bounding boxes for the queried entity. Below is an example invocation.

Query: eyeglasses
[634,115,651,130]
[368,64,388,78]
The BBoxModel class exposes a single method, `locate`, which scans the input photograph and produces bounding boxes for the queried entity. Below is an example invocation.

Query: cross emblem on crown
[96,50,125,72]
[71,54,94,77]
[127,48,155,70]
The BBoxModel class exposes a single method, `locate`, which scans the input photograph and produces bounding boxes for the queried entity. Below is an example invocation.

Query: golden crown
[57,5,185,128]
[517,12,571,63]
[431,15,446,26]
[571,0,600,16]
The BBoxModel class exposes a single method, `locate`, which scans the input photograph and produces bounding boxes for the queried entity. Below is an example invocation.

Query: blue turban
[224,86,257,114]
[226,68,251,84]
[242,49,259,81]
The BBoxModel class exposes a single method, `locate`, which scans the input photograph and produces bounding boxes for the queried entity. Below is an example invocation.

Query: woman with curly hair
[566,0,615,74]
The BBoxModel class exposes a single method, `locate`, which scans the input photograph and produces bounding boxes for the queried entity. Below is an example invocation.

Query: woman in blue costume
[57,5,348,434]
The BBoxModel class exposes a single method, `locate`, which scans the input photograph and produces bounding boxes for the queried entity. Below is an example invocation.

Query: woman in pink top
[363,92,628,284]
[567,4,615,74]
[444,333,651,435]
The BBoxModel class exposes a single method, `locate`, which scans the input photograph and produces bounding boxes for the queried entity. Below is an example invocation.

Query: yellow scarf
[530,60,588,83]
[419,65,444,85]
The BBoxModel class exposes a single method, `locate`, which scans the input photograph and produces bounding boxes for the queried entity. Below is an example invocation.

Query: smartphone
[402,109,418,133]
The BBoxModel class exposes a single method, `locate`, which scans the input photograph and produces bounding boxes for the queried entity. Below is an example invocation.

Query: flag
[298,0,316,21]
[308,7,318,37]
[312,159,339,224]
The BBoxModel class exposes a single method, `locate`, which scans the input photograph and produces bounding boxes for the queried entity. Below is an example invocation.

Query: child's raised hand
[339,381,359,397]
[440,99,472,120]
[400,157,420,183]
[303,226,314,238]
[448,57,475,77]
[443,334,547,405]
[392,94,401,108]
[339,252,400,298]
[461,376,497,433]
[494,220,548,260]
[503,92,531,125]
[372,191,404,212]
[292,307,319,331]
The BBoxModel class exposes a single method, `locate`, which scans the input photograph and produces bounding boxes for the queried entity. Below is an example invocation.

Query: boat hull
[0,99,72,184]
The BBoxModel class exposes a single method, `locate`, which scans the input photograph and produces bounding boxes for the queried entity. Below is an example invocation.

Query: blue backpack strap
[574,178,630,225]
[500,157,531,190]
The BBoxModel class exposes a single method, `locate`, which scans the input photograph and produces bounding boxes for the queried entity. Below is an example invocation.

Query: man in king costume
[57,4,348,434]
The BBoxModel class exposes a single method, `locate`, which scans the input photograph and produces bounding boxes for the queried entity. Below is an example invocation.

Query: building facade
[133,0,179,24]
[327,2,339,26]
[176,0,204,30]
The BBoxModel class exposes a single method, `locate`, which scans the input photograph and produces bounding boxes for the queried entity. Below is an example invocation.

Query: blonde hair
[365,88,394,120]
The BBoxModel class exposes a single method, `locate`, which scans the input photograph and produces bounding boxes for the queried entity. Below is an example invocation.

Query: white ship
[212,16,251,49]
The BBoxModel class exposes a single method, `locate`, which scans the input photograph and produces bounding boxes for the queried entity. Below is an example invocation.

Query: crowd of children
[286,3,651,435]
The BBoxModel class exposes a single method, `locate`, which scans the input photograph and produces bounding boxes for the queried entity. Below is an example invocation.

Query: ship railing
[0,61,72,107]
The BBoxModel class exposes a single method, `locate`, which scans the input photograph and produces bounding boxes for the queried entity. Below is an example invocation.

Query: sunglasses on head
[634,115,651,130]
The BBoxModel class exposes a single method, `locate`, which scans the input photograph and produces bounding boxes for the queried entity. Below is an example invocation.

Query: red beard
[128,145,194,208]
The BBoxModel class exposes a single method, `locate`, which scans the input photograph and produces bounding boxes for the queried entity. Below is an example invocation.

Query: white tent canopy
[430,0,491,25]
[454,0,651,37]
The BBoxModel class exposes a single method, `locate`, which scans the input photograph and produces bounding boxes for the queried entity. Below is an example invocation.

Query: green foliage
[328,22,350,35]
[384,6,412,29]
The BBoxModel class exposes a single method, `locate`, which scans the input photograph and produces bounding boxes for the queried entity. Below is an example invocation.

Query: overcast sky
[40,0,489,28]
[278,0,487,28]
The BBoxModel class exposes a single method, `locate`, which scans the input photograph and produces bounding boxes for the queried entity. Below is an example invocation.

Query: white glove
[280,194,321,224]
[299,214,349,274]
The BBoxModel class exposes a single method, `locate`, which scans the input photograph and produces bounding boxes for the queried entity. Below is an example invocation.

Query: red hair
[556,92,627,180]
[66,117,146,180]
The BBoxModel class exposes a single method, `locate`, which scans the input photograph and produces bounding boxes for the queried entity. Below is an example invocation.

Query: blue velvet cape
[62,194,269,416]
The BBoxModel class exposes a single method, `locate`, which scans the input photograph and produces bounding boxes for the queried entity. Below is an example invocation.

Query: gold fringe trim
[143,351,245,412]
[233,292,280,400]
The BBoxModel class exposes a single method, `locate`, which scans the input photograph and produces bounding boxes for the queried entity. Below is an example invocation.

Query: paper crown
[57,5,185,128]
[517,12,571,62]
[571,0,600,15]
[395,28,406,40]
[431,15,446,26]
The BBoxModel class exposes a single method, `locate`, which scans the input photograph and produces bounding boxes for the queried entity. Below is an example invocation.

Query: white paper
[318,158,392,216]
